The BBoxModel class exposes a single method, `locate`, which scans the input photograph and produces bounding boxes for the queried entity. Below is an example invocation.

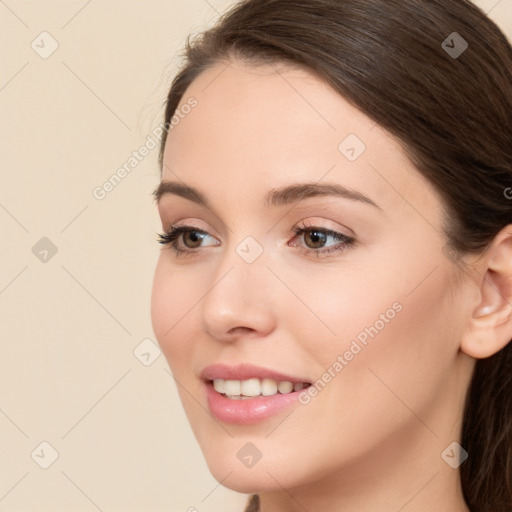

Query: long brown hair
[158,1,512,509]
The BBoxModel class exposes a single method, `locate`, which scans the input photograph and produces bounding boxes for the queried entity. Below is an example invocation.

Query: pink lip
[204,381,307,424]
[200,363,311,425]
[200,363,309,383]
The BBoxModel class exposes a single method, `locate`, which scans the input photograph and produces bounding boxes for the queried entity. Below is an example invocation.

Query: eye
[156,224,219,256]
[289,222,356,257]
[156,221,356,258]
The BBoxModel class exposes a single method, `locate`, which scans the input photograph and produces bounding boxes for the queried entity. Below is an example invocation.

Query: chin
[200,440,312,495]
[207,462,282,494]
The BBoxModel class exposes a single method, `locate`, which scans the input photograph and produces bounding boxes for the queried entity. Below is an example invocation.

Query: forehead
[171,59,377,148]
[161,59,442,224]
[165,60,376,177]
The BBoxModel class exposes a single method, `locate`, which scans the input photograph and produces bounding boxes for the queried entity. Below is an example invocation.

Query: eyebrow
[152,180,382,210]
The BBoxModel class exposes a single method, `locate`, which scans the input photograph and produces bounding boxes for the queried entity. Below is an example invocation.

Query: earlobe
[472,269,512,322]
[460,225,512,359]
[473,304,495,317]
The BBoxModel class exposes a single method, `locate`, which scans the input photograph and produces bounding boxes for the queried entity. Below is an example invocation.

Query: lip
[200,363,312,425]
[200,363,310,384]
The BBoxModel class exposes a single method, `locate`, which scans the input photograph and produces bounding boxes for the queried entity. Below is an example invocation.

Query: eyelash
[156,222,356,258]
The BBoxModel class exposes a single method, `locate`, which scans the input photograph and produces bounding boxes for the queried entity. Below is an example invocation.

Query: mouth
[200,364,313,424]
[209,378,312,400]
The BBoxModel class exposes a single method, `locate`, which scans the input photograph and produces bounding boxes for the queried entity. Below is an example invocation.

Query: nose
[201,251,276,343]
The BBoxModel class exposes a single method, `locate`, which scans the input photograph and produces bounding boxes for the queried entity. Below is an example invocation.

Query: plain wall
[1,1,511,510]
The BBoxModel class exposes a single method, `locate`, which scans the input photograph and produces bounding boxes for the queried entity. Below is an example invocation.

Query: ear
[460,224,512,359]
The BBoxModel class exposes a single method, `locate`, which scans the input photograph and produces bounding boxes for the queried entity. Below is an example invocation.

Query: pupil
[186,231,203,248]
[307,230,326,248]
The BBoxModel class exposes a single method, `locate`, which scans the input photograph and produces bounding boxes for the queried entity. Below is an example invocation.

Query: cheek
[287,240,456,369]
[308,261,459,434]
[150,257,195,370]
[270,259,404,367]
[150,258,170,344]
[285,241,458,402]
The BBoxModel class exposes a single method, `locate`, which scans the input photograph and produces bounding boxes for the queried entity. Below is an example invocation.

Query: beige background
[0,1,510,511]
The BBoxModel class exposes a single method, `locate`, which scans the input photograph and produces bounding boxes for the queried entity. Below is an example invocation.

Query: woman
[151,1,512,510]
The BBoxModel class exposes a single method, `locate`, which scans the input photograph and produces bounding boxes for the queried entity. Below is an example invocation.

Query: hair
[158,1,512,509]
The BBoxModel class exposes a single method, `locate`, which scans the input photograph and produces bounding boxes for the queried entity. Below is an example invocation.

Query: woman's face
[151,60,475,493]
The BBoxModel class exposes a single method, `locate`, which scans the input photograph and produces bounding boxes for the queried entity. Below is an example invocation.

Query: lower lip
[204,381,305,424]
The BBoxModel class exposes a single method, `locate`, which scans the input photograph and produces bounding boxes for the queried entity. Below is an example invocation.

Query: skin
[151,59,512,512]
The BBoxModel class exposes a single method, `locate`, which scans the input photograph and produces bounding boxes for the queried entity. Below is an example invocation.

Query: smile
[200,364,313,424]
[212,378,311,399]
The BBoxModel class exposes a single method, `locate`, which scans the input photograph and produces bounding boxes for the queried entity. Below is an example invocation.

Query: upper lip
[200,363,311,384]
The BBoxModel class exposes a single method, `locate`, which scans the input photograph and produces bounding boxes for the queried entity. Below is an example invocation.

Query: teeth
[213,379,225,394]
[224,380,241,396]
[241,378,261,397]
[212,378,309,398]
[261,378,277,396]
[277,381,293,394]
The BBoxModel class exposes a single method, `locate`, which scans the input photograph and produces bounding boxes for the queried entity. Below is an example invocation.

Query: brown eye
[289,225,356,258]
[303,229,328,249]
[156,224,218,256]
[182,230,206,248]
